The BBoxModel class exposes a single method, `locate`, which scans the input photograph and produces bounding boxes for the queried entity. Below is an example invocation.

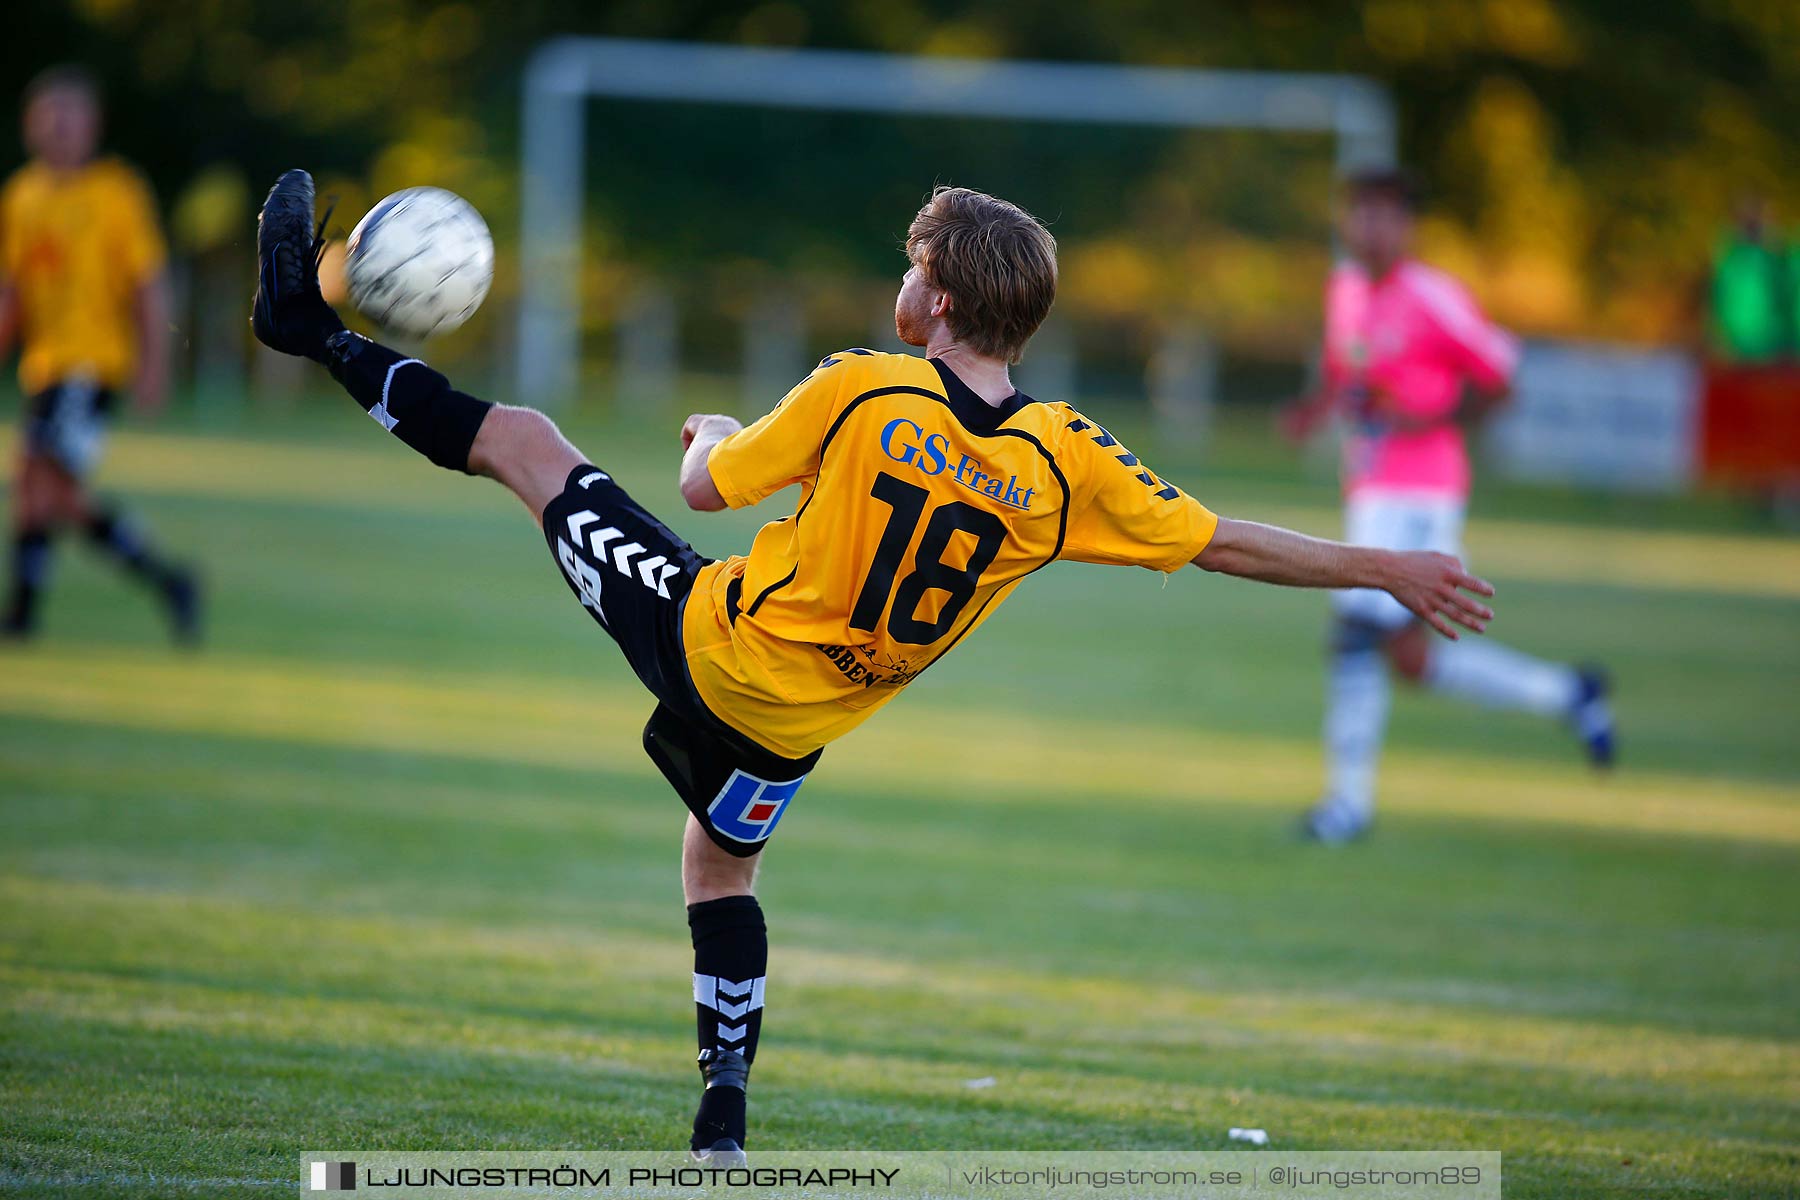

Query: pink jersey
[1323,259,1519,499]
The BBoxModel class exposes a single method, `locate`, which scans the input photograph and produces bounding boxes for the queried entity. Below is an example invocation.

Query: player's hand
[1383,550,1494,640]
[680,413,741,451]
[1277,397,1327,443]
[1367,384,1451,434]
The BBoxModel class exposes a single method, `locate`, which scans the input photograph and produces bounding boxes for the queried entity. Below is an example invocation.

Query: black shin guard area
[689,895,766,1148]
[689,895,767,1066]
[323,331,491,473]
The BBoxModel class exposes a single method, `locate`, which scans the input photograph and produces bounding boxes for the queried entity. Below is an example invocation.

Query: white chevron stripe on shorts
[611,541,646,575]
[588,525,624,559]
[636,554,680,599]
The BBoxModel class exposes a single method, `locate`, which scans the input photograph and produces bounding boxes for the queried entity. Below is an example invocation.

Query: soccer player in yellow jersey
[253,171,1495,1158]
[0,66,199,641]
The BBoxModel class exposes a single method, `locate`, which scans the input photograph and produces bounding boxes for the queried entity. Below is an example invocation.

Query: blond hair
[905,187,1057,364]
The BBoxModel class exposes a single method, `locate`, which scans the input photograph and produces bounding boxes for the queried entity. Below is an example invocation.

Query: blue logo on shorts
[707,770,806,844]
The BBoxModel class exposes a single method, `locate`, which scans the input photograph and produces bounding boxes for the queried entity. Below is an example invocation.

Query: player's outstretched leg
[251,170,348,364]
[256,172,771,1159]
[80,500,202,645]
[252,169,580,516]
[1396,626,1616,768]
[683,816,763,1164]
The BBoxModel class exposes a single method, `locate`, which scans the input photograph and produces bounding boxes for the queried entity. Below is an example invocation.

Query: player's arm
[1278,350,1341,442]
[1063,423,1487,638]
[116,169,173,414]
[678,413,743,511]
[679,354,851,512]
[1194,517,1493,639]
[1282,271,1350,442]
[1278,387,1335,442]
[1419,272,1519,423]
[132,271,173,414]
[0,193,14,360]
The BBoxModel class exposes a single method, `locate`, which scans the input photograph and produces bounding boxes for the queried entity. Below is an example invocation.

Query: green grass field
[3,396,1797,1198]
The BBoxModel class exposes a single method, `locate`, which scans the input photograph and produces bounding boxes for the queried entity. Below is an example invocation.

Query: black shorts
[24,381,115,479]
[541,464,821,857]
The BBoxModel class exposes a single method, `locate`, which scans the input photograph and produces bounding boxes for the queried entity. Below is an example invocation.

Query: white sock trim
[693,974,765,1016]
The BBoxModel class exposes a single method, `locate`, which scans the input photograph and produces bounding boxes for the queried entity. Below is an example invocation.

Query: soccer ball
[344,187,493,339]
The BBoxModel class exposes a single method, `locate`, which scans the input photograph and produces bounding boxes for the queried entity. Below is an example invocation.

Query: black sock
[689,894,766,1149]
[321,331,492,473]
[85,506,179,591]
[5,529,52,633]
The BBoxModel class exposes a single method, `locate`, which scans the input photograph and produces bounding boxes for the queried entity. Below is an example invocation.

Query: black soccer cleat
[1,607,34,642]
[690,1048,750,1155]
[252,169,344,362]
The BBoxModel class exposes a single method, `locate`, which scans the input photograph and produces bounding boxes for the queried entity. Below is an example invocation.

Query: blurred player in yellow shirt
[0,66,199,642]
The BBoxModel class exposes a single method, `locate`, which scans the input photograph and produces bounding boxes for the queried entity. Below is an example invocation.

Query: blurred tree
[3,0,1795,351]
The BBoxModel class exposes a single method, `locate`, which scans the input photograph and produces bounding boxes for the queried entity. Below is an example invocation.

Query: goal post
[517,37,1396,407]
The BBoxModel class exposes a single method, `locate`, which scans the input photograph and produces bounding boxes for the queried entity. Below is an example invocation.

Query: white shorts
[1332,489,1466,629]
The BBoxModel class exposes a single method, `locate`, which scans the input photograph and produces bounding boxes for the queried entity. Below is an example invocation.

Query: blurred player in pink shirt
[1285,169,1614,843]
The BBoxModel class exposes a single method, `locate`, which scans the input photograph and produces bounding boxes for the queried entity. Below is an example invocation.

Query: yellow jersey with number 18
[682,350,1218,759]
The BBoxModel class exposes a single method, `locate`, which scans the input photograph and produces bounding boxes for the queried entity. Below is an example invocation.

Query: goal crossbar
[518,37,1396,404]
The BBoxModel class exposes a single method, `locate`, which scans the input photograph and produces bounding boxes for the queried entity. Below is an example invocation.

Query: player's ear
[931,290,952,318]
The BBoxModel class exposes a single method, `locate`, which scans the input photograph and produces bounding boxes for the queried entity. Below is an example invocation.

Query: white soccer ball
[344,187,493,339]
